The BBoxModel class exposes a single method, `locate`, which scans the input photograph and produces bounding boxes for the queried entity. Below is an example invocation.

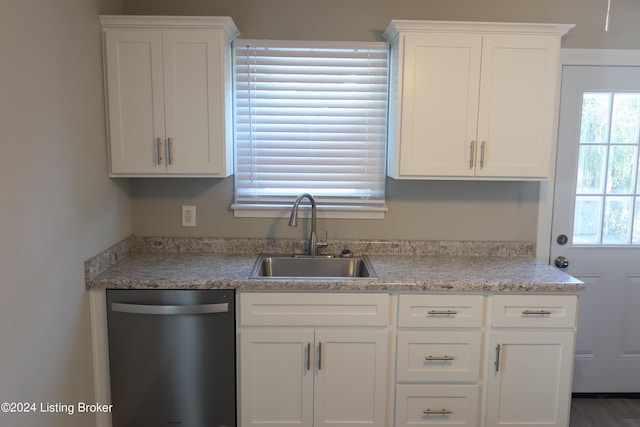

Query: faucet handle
[316,231,329,249]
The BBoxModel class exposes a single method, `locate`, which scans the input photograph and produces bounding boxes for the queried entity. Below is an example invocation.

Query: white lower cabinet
[238,292,578,427]
[239,293,389,427]
[395,294,484,427]
[485,331,575,427]
[484,295,578,427]
[395,293,577,427]
[240,329,314,426]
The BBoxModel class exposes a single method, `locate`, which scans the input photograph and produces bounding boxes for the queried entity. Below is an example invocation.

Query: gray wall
[131,178,540,241]
[0,1,130,426]
[123,0,640,242]
[124,0,640,48]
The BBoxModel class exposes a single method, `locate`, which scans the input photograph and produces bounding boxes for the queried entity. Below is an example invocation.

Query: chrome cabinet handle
[318,342,322,370]
[495,344,501,373]
[522,310,552,315]
[427,310,457,316]
[156,137,163,165]
[168,137,173,165]
[425,355,455,361]
[469,141,475,168]
[111,302,228,315]
[424,408,452,415]
[480,141,486,168]
[307,342,311,371]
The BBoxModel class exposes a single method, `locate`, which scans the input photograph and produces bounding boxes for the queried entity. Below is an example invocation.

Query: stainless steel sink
[250,254,377,280]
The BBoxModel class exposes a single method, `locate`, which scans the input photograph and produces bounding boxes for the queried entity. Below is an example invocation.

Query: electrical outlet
[182,205,196,227]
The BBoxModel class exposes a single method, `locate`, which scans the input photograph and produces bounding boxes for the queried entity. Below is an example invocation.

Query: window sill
[231,204,387,220]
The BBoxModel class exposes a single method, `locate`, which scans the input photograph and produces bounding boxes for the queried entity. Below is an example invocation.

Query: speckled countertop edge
[85,236,584,293]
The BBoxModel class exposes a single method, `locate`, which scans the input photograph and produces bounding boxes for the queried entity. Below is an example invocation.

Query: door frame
[536,49,640,261]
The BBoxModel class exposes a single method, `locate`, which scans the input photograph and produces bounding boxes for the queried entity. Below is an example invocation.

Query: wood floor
[570,397,640,427]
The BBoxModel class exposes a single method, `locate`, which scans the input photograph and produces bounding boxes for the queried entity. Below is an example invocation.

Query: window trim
[230,203,388,219]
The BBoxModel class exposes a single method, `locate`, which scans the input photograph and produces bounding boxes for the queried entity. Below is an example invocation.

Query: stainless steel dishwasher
[106,289,236,427]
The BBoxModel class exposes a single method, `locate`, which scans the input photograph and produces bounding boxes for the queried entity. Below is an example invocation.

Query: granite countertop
[85,236,584,293]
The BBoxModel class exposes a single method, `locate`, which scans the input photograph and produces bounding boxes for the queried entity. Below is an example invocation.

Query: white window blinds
[233,40,389,216]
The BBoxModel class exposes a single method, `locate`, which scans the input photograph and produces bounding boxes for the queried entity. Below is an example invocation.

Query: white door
[551,65,640,392]
[239,329,314,427]
[314,330,388,427]
[104,29,166,174]
[485,332,575,427]
[398,33,481,177]
[475,34,559,178]
[162,30,224,174]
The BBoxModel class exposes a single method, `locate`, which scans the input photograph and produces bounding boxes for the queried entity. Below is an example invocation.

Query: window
[232,40,389,219]
[573,92,640,244]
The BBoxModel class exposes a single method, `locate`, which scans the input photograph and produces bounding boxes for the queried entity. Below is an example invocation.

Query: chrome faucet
[288,193,327,256]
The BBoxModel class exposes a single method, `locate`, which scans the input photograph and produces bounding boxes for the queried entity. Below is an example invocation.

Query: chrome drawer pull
[424,408,452,415]
[425,355,454,361]
[427,310,457,316]
[522,310,552,315]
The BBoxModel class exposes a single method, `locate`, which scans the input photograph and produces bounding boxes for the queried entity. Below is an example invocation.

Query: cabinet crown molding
[99,15,239,39]
[384,20,574,42]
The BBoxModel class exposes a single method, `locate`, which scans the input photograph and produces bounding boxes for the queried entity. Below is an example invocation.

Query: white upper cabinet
[100,16,238,177]
[385,21,573,180]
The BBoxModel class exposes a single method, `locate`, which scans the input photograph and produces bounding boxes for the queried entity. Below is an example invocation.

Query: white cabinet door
[485,331,575,427]
[162,30,226,175]
[104,29,166,174]
[396,33,481,177]
[475,35,560,178]
[314,330,388,427]
[240,329,315,427]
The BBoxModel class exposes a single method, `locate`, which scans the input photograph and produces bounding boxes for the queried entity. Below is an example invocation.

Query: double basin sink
[250,254,377,280]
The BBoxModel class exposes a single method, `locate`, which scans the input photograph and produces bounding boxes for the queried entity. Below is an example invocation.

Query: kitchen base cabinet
[485,332,575,427]
[238,292,578,427]
[484,295,578,427]
[240,330,314,426]
[238,293,390,427]
[395,295,484,427]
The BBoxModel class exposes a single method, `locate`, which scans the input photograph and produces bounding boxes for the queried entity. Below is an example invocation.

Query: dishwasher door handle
[111,302,229,315]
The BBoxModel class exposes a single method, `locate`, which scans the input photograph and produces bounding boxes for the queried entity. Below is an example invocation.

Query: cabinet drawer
[396,331,481,382]
[398,295,484,328]
[240,292,389,326]
[491,295,578,328]
[395,384,479,427]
